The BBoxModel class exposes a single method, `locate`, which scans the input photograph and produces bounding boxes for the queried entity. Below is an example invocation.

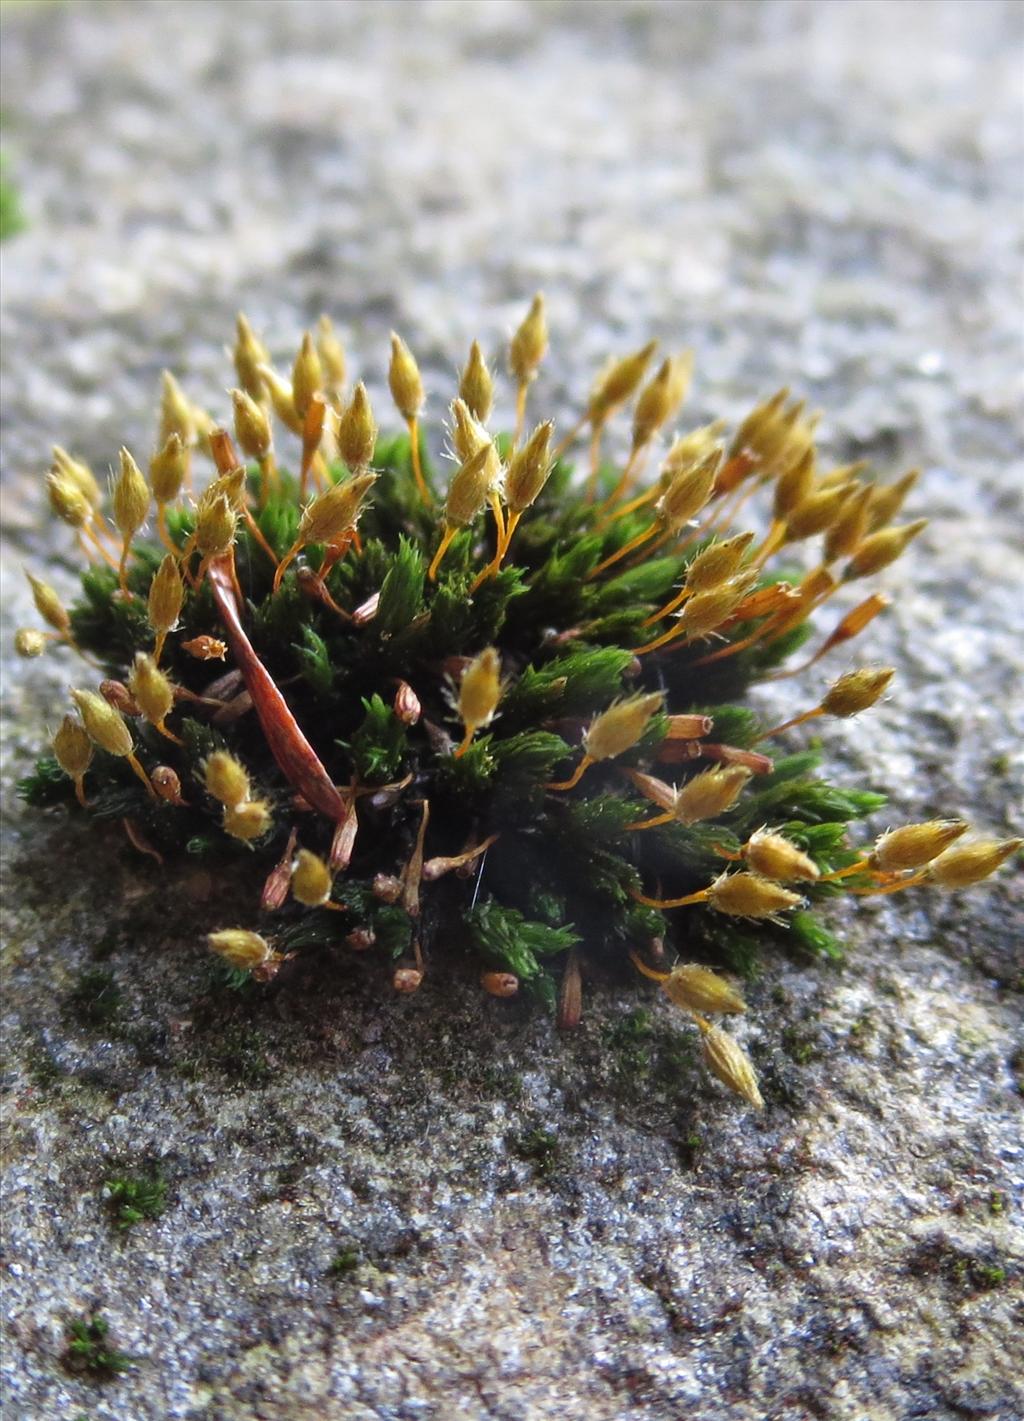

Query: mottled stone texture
[1,2,1022,1418]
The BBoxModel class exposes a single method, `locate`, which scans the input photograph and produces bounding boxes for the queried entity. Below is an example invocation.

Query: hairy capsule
[870,819,969,871]
[820,666,894,717]
[743,829,820,882]
[291,332,323,419]
[504,421,554,512]
[128,653,175,729]
[699,1021,764,1109]
[459,339,493,422]
[459,648,502,733]
[231,388,272,459]
[509,292,548,384]
[585,692,663,762]
[927,838,1022,889]
[316,314,347,396]
[149,432,189,504]
[663,964,747,1015]
[388,332,425,420]
[706,871,803,919]
[337,382,377,471]
[70,689,134,758]
[291,848,332,906]
[53,714,93,778]
[223,799,272,842]
[207,928,276,972]
[672,765,751,825]
[589,340,658,421]
[25,570,71,634]
[845,520,927,580]
[148,558,184,640]
[203,750,251,807]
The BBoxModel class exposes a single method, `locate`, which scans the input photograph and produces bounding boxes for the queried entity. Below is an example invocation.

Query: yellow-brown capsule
[14,628,47,657]
[656,449,721,531]
[866,468,920,531]
[773,448,815,522]
[388,332,425,421]
[25,570,71,634]
[52,446,102,508]
[673,579,750,640]
[207,928,276,972]
[705,871,803,919]
[632,354,689,448]
[820,666,894,718]
[159,371,197,448]
[233,313,270,400]
[112,447,150,542]
[316,314,347,397]
[194,491,236,557]
[683,532,756,593]
[699,1020,764,1109]
[585,692,664,762]
[291,332,323,419]
[785,482,855,541]
[663,964,747,1015]
[47,470,92,529]
[291,848,332,906]
[393,680,422,725]
[844,520,928,580]
[231,388,272,460]
[298,472,376,546]
[147,555,184,637]
[660,422,726,486]
[70,688,134,758]
[927,837,1022,889]
[445,442,497,527]
[258,363,304,435]
[337,381,377,470]
[151,765,187,805]
[458,647,502,734]
[509,292,548,384]
[223,799,272,842]
[743,829,820,882]
[588,340,659,423]
[128,653,175,728]
[869,819,969,871]
[823,483,873,564]
[203,750,251,807]
[53,714,94,778]
[448,397,491,463]
[149,432,189,505]
[481,971,519,998]
[180,635,227,660]
[458,339,493,422]
[672,765,751,825]
[504,421,554,513]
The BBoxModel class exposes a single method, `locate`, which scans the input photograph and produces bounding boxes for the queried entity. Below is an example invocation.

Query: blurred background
[2,4,1022,1420]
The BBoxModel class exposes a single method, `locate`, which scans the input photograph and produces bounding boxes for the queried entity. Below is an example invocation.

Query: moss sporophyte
[16,300,1021,1111]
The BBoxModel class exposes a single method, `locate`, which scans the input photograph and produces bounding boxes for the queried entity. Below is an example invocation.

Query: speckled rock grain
[1,3,1022,1419]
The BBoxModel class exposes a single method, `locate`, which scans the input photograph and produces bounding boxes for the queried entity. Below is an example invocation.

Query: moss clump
[14,301,1021,1114]
[62,1313,133,1378]
[102,1168,168,1229]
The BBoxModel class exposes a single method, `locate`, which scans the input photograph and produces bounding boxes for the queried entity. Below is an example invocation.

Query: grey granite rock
[1,2,1022,1418]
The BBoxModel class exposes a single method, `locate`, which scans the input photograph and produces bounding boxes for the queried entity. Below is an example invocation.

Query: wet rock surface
[1,2,1021,1418]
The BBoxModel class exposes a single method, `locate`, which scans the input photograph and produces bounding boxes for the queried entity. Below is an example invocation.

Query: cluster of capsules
[17,295,1020,1111]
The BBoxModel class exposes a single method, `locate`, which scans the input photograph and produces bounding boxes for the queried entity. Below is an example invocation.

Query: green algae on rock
[15,300,1021,1111]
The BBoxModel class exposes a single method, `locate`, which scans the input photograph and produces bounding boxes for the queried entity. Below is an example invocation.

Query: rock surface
[1,2,1021,1418]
